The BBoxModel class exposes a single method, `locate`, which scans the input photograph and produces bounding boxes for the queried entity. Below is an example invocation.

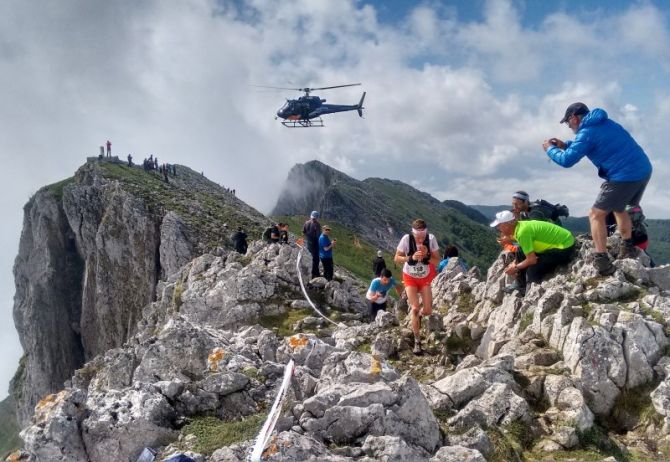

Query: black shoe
[618,241,637,260]
[593,252,615,276]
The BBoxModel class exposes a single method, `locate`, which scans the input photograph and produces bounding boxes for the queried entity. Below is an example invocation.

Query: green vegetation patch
[518,311,534,333]
[0,395,22,460]
[258,308,314,337]
[181,413,266,455]
[577,425,627,461]
[354,342,371,354]
[42,177,75,201]
[609,381,663,432]
[455,291,476,314]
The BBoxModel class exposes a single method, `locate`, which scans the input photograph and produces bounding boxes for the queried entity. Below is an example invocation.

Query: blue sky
[2,0,670,400]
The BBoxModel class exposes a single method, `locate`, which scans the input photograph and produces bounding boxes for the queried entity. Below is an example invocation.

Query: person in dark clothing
[231,227,248,254]
[512,191,569,225]
[279,223,289,244]
[303,211,322,278]
[372,250,386,277]
[106,140,111,156]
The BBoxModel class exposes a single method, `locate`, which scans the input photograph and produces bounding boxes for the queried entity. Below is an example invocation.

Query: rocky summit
[7,160,670,462]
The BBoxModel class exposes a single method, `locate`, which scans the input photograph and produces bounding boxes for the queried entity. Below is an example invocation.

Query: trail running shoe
[413,339,423,355]
[593,252,615,276]
[618,240,637,259]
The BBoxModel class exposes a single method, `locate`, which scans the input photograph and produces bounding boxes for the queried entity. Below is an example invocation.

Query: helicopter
[255,83,365,127]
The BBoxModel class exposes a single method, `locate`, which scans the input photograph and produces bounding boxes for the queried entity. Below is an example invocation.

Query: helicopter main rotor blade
[309,83,361,91]
[249,84,304,91]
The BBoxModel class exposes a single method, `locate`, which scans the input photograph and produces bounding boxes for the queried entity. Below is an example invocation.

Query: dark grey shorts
[593,176,650,212]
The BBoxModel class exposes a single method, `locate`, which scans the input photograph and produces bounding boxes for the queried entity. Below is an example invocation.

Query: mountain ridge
[272,160,499,269]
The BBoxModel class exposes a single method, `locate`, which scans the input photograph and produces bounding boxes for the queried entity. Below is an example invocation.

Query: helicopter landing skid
[281,117,324,128]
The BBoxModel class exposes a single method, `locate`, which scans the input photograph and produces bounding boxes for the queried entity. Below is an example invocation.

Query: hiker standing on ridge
[491,210,575,296]
[394,219,440,355]
[303,211,322,278]
[543,102,652,275]
[106,140,111,157]
[231,226,248,254]
[127,154,133,167]
[372,250,387,277]
[279,223,289,244]
[319,225,336,281]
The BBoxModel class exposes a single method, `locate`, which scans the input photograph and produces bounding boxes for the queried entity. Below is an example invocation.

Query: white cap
[377,250,383,257]
[489,210,515,227]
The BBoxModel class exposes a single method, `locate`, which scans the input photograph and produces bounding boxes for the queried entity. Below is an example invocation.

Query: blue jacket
[546,108,652,182]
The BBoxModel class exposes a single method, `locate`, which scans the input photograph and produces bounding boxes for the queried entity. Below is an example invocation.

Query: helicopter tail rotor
[357,92,366,117]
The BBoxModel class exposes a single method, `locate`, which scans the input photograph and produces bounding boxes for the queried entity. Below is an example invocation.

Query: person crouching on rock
[490,210,575,296]
[366,269,404,323]
[394,219,440,355]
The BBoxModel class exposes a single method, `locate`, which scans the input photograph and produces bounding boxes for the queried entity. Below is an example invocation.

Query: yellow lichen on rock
[34,390,67,424]
[370,354,382,375]
[207,347,225,372]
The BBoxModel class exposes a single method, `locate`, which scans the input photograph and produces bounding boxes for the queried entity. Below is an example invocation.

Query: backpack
[628,206,648,245]
[262,227,273,242]
[407,234,432,265]
[528,199,569,224]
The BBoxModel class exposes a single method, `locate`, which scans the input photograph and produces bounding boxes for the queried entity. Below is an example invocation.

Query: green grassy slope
[0,395,21,459]
[363,178,499,269]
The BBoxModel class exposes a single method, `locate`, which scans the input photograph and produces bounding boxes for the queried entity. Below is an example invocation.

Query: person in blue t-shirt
[318,225,336,281]
[437,245,467,273]
[366,269,404,322]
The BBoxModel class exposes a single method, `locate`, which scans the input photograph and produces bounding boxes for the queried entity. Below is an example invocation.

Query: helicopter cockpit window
[279,101,291,112]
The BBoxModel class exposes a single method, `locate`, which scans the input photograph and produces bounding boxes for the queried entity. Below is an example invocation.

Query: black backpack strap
[421,235,431,264]
[408,234,431,264]
[407,234,417,265]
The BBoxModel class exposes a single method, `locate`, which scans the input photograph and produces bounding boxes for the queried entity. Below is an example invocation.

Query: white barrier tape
[295,244,346,328]
[249,359,296,462]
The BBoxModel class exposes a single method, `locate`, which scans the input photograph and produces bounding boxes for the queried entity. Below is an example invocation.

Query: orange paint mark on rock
[288,335,310,350]
[208,347,225,371]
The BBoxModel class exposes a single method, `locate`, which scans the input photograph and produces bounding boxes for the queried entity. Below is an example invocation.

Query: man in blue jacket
[542,102,652,276]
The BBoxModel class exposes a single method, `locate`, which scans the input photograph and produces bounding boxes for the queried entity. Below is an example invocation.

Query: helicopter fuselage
[277,93,365,121]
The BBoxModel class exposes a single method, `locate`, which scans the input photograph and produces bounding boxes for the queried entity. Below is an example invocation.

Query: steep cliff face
[12,160,268,426]
[272,160,499,269]
[13,190,85,426]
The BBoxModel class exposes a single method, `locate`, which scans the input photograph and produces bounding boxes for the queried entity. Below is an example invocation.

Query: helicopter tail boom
[357,92,366,117]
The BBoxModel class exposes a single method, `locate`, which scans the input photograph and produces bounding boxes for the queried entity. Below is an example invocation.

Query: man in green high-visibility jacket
[491,210,576,295]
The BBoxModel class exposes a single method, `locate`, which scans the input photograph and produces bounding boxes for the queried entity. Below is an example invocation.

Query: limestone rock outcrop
[12,161,268,426]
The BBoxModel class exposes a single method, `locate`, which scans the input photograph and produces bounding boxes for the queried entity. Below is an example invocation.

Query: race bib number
[407,263,429,278]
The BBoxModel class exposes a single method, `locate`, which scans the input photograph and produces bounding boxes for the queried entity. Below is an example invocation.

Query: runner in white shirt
[394,219,440,355]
